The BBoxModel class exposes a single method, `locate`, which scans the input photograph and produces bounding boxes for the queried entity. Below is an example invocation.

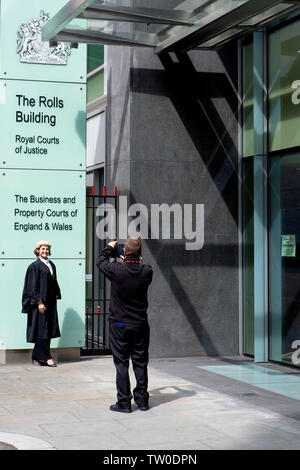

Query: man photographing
[97,238,153,413]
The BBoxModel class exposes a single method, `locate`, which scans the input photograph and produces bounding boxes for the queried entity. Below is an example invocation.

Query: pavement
[1,355,300,450]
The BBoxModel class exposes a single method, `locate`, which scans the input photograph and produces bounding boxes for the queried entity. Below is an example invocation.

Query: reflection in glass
[269,154,300,366]
[243,39,254,157]
[243,158,254,355]
[87,44,104,73]
[269,20,300,152]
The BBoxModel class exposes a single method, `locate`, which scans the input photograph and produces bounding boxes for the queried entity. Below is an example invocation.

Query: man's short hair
[124,238,141,256]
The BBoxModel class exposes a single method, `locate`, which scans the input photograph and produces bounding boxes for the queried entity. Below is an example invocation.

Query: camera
[110,243,124,260]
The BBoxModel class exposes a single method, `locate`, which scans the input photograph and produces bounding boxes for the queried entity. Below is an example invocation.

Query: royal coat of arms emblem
[16,11,71,65]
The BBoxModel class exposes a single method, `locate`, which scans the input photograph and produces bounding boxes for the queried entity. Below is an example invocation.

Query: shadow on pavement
[148,386,196,408]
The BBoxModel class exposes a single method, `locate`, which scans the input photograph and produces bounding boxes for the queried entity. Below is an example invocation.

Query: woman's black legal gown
[22,258,61,342]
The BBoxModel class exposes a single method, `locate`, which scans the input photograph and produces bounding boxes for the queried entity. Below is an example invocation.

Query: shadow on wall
[106,65,131,191]
[76,110,86,147]
[128,48,239,226]
[105,46,240,359]
[160,50,239,225]
[58,308,85,348]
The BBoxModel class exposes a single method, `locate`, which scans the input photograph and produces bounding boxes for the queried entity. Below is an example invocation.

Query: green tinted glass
[243,40,254,157]
[87,69,105,103]
[269,20,300,152]
[87,45,104,73]
[269,154,300,366]
[243,157,254,355]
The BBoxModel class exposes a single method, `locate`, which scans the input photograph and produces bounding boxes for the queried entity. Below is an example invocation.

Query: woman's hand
[38,303,46,314]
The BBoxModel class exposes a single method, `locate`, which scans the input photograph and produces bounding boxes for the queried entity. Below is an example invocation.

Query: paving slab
[3,400,88,416]
[1,356,300,450]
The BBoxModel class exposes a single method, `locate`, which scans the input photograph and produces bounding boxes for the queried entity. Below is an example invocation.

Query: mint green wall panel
[48,259,85,349]
[0,260,28,349]
[0,0,86,84]
[0,259,85,349]
[0,0,87,351]
[0,80,86,171]
[0,169,86,259]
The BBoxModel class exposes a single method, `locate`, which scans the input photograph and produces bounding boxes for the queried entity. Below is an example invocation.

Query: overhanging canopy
[42,0,300,52]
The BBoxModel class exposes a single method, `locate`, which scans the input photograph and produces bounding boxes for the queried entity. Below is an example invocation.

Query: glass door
[243,157,254,356]
[269,154,300,366]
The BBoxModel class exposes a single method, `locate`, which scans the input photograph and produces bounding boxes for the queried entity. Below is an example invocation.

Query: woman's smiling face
[39,245,50,259]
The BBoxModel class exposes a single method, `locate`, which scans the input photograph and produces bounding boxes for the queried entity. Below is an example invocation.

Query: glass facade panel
[243,39,254,157]
[87,45,104,74]
[269,154,300,366]
[87,68,105,103]
[243,16,300,366]
[243,158,254,355]
[87,45,105,104]
[269,20,300,152]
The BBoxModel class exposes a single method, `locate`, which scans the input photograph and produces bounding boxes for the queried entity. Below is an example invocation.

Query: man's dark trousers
[109,321,150,409]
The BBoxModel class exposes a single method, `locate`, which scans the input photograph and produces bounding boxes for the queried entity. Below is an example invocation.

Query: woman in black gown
[22,240,61,367]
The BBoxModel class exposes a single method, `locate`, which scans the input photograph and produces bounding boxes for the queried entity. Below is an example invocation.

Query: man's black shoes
[109,403,131,413]
[109,402,149,412]
[138,404,149,411]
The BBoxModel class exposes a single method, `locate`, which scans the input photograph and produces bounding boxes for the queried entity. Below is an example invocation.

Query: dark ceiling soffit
[235,4,296,29]
[194,30,245,50]
[53,28,158,48]
[78,5,195,26]
[155,0,300,53]
[193,3,300,49]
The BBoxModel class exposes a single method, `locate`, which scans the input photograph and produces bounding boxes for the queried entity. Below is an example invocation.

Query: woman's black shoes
[32,359,47,366]
[32,359,57,367]
[46,361,57,367]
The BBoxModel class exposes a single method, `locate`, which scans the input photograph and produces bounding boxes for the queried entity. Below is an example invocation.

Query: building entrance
[243,153,300,366]
[269,154,300,366]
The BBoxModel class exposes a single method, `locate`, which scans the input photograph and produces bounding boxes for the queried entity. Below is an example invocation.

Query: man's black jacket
[97,245,153,324]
